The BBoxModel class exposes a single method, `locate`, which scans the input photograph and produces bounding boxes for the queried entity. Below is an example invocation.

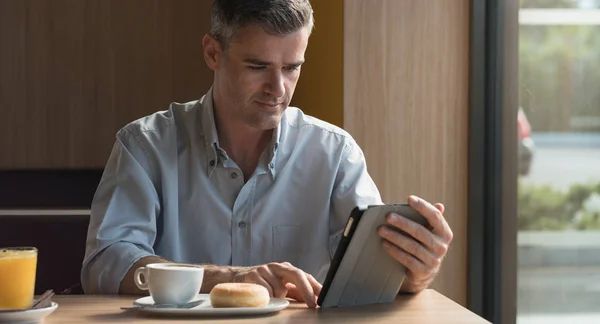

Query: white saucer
[0,302,59,324]
[132,294,289,316]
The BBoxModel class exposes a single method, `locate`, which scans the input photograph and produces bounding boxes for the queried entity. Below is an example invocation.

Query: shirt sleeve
[329,139,383,259]
[80,128,160,294]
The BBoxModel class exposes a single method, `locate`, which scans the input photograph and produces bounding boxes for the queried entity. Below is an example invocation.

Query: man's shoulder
[118,100,200,139]
[283,107,353,141]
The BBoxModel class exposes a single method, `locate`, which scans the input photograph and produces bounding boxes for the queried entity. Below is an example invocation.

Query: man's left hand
[377,195,453,293]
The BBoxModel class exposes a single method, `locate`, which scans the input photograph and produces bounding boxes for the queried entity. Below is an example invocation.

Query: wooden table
[43,290,489,323]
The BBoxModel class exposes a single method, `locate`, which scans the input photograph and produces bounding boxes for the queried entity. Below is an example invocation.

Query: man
[81,0,453,308]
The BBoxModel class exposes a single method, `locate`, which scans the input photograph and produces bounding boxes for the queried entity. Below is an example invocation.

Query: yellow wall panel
[291,0,344,127]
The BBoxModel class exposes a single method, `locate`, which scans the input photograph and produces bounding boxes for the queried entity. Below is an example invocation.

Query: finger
[435,203,453,242]
[408,195,445,231]
[285,283,305,302]
[433,203,453,242]
[270,263,316,308]
[385,213,447,257]
[286,283,319,306]
[305,273,321,306]
[284,274,320,304]
[382,240,432,280]
[305,273,322,297]
[378,226,440,268]
[257,265,288,298]
[408,196,452,242]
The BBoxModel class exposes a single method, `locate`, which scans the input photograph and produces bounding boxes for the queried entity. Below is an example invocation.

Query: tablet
[317,204,430,308]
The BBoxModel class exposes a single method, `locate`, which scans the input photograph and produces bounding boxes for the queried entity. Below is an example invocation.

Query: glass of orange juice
[0,247,38,310]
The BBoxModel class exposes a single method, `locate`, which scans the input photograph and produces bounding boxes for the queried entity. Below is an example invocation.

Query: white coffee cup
[134,263,204,305]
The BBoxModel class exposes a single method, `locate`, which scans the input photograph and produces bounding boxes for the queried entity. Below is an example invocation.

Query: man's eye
[248,66,266,71]
[284,66,300,72]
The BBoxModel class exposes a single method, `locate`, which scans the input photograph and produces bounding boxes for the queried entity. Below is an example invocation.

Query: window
[517,1,600,323]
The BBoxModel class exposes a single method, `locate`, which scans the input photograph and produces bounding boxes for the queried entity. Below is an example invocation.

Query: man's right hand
[231,262,322,308]
[121,258,322,308]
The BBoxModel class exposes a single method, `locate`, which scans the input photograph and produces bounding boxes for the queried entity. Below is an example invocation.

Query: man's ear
[203,34,222,71]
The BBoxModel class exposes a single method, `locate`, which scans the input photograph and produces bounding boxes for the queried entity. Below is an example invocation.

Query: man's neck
[216,114,272,162]
[212,103,272,177]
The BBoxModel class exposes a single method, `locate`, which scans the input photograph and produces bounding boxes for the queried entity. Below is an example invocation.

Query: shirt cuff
[82,242,154,294]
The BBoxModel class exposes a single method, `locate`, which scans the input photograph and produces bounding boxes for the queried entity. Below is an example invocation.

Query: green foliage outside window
[518,181,600,230]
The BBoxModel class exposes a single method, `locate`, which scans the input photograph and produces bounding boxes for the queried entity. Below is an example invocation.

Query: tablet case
[317,204,430,308]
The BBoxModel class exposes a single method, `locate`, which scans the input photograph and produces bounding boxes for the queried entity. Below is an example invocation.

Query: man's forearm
[198,264,242,293]
[118,256,243,295]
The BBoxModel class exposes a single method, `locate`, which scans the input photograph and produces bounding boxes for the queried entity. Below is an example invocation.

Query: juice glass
[0,247,38,310]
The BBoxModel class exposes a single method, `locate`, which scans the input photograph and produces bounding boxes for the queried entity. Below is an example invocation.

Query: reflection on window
[517,1,600,324]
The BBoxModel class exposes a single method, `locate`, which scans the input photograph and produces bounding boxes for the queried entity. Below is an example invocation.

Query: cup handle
[134,267,149,290]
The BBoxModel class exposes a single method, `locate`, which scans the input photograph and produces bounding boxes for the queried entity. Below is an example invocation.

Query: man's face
[209,25,310,130]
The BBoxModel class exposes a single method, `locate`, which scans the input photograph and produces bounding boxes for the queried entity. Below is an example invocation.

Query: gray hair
[210,0,314,48]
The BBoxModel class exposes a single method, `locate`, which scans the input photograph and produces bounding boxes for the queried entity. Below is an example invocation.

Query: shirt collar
[267,120,281,180]
[198,88,221,177]
[200,87,220,151]
[199,87,281,180]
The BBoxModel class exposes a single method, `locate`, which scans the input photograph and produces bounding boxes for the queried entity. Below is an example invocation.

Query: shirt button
[238,221,246,228]
[209,160,215,166]
[230,172,238,179]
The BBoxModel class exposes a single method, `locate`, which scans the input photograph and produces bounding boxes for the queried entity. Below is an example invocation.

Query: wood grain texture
[291,0,344,127]
[44,291,489,323]
[0,0,213,169]
[343,0,470,306]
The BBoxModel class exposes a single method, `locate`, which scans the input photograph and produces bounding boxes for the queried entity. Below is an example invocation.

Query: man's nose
[264,70,285,98]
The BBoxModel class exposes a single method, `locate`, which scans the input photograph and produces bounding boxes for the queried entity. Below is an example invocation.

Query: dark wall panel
[0,0,213,169]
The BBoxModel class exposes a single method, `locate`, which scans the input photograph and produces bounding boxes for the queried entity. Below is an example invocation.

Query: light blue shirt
[81,88,382,294]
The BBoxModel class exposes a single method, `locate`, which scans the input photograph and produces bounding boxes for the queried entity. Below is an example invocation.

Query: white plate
[132,294,289,317]
[0,302,59,324]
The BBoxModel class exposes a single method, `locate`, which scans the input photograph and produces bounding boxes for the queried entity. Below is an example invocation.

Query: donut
[209,283,270,308]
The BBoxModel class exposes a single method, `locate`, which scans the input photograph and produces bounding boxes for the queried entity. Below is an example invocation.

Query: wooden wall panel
[344,0,470,305]
[0,0,213,169]
[291,0,344,127]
